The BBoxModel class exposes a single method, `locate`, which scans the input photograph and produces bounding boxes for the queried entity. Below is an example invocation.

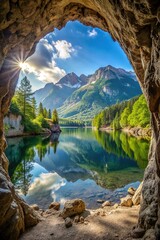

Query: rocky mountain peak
[58,72,80,87]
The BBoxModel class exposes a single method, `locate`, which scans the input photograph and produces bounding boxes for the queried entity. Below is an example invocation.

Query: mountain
[58,66,141,120]
[34,72,87,110]
[34,65,142,120]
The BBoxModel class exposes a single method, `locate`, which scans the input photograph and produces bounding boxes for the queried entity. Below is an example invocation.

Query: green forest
[7,76,87,134]
[92,94,150,130]
[8,76,57,134]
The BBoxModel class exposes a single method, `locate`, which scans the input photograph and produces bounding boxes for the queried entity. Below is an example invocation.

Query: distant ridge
[34,65,141,120]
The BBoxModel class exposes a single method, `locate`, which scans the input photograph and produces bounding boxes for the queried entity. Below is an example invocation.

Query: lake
[5,128,149,209]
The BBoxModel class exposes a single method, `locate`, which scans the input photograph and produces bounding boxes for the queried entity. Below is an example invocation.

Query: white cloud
[53,40,75,59]
[88,29,98,37]
[20,38,76,83]
[22,39,66,83]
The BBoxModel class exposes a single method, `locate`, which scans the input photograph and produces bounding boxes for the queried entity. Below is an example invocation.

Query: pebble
[113,203,119,209]
[65,217,72,228]
[102,201,112,208]
[80,216,84,223]
[97,199,105,203]
[84,221,88,225]
[101,211,106,216]
[74,215,79,223]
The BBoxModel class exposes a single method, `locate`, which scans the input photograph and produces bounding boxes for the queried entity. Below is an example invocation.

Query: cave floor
[20,205,140,240]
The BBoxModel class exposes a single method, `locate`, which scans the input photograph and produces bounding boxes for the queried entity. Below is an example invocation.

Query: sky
[19,21,133,91]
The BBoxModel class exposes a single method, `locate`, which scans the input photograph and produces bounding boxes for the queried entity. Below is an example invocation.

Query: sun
[19,61,27,71]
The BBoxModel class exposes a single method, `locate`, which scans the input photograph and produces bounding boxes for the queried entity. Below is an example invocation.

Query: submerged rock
[62,199,85,219]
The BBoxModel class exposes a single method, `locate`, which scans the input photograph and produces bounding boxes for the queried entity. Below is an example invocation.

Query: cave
[0,1,160,239]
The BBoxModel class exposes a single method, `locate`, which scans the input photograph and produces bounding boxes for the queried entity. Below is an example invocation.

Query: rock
[102,201,112,207]
[120,195,133,207]
[49,202,60,211]
[132,182,142,205]
[74,215,80,223]
[80,216,84,223]
[131,227,145,238]
[20,200,41,228]
[97,199,105,203]
[128,187,136,196]
[0,0,159,239]
[101,211,106,216]
[65,217,72,228]
[143,229,156,240]
[113,203,119,209]
[51,124,61,133]
[62,199,85,219]
[30,204,39,211]
[84,221,88,225]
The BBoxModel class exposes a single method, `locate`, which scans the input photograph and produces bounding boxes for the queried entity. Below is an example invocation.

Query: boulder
[128,187,136,196]
[120,195,133,207]
[49,202,60,211]
[132,182,143,205]
[65,217,72,228]
[62,199,85,219]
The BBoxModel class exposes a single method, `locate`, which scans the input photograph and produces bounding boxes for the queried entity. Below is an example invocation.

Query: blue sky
[19,21,133,91]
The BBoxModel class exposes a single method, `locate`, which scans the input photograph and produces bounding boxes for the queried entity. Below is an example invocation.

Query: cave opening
[5,20,146,210]
[0,1,160,239]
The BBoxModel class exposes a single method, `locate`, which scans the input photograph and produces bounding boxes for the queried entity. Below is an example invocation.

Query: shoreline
[20,184,142,240]
[5,130,51,138]
[99,126,151,138]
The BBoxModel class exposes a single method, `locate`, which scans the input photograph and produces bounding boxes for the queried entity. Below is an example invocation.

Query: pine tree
[48,109,52,119]
[120,107,131,128]
[16,76,33,127]
[43,108,48,118]
[31,97,37,119]
[52,109,59,124]
[38,102,44,116]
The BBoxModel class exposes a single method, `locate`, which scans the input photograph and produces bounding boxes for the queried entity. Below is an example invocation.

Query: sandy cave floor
[20,205,140,240]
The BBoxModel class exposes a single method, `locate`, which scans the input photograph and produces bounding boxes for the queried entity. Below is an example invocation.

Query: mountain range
[34,65,142,120]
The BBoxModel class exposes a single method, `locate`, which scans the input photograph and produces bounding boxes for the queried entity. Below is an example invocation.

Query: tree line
[92,95,150,130]
[9,76,59,133]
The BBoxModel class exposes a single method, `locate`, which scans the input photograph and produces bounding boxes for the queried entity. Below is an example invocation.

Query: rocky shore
[20,184,142,240]
[100,126,151,138]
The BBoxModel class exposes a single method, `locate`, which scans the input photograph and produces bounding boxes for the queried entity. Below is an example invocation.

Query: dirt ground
[20,205,140,240]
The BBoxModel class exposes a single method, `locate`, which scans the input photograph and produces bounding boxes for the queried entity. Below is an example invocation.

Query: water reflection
[5,129,149,208]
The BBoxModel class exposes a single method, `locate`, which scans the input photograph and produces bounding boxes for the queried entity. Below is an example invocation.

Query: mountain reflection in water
[6,128,149,209]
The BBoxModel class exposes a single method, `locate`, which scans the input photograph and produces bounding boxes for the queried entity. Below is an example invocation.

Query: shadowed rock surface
[0,1,160,239]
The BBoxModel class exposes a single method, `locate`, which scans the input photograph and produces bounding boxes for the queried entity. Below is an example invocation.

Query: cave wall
[0,1,160,239]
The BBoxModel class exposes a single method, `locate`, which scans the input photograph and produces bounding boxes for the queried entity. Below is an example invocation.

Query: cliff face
[4,113,24,137]
[0,1,160,239]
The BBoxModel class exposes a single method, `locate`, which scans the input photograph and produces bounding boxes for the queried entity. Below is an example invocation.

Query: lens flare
[19,61,27,71]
